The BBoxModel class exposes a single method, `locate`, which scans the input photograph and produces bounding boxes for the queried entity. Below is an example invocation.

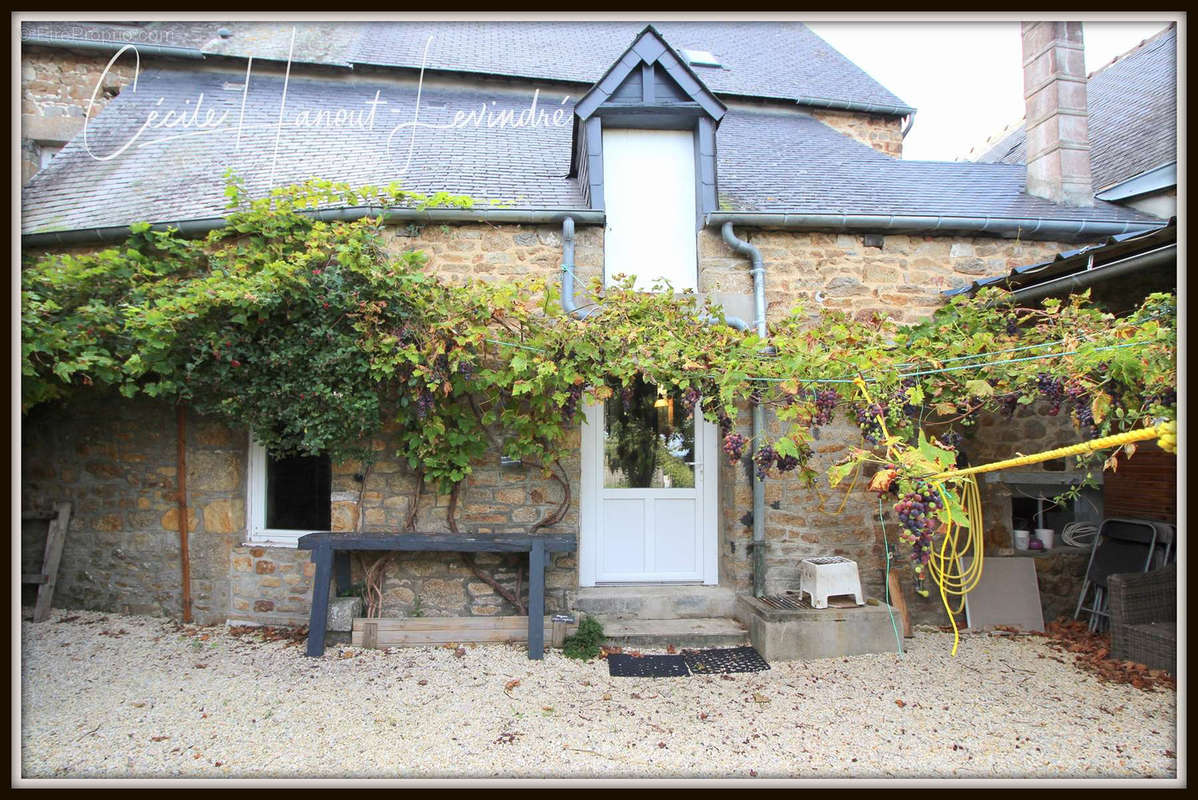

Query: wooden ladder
[21,503,72,623]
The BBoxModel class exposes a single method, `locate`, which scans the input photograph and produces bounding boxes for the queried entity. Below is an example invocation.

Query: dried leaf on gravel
[1035,620,1176,692]
[150,736,169,742]
[895,699,906,707]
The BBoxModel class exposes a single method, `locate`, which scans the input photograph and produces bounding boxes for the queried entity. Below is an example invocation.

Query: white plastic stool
[799,556,864,608]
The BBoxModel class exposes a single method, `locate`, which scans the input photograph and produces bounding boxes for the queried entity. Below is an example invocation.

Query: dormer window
[572,26,726,293]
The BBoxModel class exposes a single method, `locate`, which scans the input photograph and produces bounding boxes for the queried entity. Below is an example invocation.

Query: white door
[602,128,698,291]
[580,379,718,585]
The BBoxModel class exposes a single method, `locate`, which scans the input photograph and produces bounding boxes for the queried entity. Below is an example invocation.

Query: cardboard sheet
[960,556,1045,632]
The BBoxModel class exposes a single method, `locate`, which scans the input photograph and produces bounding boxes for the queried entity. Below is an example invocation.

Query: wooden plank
[32,503,71,623]
[527,539,545,659]
[350,616,576,648]
[296,532,577,553]
[355,617,533,632]
[887,569,914,638]
[305,543,333,657]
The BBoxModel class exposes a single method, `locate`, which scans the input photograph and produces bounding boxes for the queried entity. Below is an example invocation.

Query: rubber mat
[606,653,690,677]
[682,646,770,674]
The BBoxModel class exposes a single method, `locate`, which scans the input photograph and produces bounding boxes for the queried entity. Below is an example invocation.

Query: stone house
[20,20,1170,638]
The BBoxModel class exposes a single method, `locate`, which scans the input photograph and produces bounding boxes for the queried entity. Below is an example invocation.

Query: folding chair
[1073,518,1163,632]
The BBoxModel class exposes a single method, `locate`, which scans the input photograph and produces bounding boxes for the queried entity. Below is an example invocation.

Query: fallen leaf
[665,644,677,654]
[504,679,520,692]
[895,699,906,708]
[417,679,428,686]
[752,693,770,703]
[150,736,169,742]
[602,693,612,701]
[657,741,667,748]
[130,702,145,708]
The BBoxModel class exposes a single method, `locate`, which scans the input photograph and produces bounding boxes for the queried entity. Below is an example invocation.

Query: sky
[805,20,1176,162]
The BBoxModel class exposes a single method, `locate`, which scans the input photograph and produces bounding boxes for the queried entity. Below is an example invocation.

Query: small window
[37,144,62,170]
[680,48,722,68]
[247,435,331,545]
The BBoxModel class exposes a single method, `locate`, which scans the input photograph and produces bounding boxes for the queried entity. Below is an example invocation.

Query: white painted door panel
[602,128,697,292]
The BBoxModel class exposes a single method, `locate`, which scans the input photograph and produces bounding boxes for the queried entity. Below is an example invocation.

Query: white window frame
[245,433,329,547]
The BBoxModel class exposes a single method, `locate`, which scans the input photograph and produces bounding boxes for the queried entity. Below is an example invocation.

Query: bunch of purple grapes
[723,433,747,463]
[753,444,776,479]
[682,387,702,412]
[996,392,1020,418]
[854,402,888,444]
[896,377,920,418]
[457,359,475,381]
[812,389,838,426]
[1005,316,1020,336]
[893,480,941,569]
[414,389,435,420]
[1035,372,1066,416]
[940,430,964,451]
[718,415,733,437]
[562,384,585,423]
[775,454,800,473]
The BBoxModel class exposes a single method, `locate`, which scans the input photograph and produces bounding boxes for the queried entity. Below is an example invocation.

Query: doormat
[606,647,770,677]
[606,653,690,677]
[682,646,771,675]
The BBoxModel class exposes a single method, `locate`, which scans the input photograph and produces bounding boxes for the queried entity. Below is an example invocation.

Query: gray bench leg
[527,539,545,660]
[306,544,333,657]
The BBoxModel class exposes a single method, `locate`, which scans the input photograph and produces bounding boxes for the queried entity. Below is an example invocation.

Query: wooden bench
[297,532,577,660]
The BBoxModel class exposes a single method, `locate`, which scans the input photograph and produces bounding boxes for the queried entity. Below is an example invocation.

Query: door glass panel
[603,376,695,488]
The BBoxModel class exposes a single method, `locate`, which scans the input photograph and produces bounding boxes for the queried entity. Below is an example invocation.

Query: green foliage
[562,615,605,660]
[21,177,1177,520]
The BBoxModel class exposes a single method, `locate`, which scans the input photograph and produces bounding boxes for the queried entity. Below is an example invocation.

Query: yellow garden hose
[851,376,1176,655]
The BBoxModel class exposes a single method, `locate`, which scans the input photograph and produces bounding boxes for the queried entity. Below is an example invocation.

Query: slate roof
[21,68,1156,235]
[349,21,914,111]
[976,24,1177,192]
[22,20,912,112]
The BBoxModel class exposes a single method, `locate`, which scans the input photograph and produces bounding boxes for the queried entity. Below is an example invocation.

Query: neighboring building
[973,23,1177,219]
[20,20,1169,634]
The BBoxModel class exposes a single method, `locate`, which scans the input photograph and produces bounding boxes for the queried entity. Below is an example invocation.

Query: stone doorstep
[572,585,737,620]
[592,616,750,651]
[734,594,902,662]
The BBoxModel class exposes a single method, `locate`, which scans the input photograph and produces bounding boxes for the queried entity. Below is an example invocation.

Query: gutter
[795,96,916,118]
[20,36,205,60]
[1010,244,1176,304]
[706,212,1165,241]
[22,207,606,249]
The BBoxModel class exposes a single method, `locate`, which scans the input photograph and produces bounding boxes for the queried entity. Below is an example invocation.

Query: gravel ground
[20,609,1178,781]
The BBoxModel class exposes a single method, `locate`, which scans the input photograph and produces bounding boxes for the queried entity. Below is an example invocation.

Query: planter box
[352,615,578,649]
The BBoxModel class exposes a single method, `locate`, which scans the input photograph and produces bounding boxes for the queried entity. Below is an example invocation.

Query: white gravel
[20,609,1177,780]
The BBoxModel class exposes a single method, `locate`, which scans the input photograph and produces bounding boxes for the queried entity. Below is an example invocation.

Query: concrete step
[573,585,737,620]
[592,616,750,650]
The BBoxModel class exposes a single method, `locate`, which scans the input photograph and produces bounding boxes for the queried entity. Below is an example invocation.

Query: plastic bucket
[1036,528,1054,550]
[1013,529,1030,550]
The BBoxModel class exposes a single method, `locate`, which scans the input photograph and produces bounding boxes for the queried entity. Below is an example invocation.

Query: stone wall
[21,394,242,625]
[20,220,1108,628]
[811,109,905,158]
[21,51,135,184]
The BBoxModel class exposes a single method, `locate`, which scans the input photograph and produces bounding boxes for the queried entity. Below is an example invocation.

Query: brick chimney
[1021,22,1093,206]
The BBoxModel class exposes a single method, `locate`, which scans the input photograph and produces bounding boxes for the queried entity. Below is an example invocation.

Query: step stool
[799,556,864,609]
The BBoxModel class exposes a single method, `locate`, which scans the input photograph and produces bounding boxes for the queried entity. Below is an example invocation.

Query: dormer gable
[571,26,725,214]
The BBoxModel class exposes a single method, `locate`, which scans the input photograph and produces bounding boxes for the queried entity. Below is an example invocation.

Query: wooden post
[176,405,193,623]
[527,539,545,659]
[32,503,72,623]
[306,543,333,657]
[887,569,913,638]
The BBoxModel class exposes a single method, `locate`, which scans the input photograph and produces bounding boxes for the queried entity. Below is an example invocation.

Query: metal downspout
[558,216,749,330]
[721,222,768,599]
